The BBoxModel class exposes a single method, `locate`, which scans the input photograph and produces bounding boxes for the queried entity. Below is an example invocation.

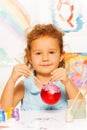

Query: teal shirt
[21,76,68,110]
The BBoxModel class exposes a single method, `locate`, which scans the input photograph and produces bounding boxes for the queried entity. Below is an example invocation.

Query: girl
[0,24,83,111]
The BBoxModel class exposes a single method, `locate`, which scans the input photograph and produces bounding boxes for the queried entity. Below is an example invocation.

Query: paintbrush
[14,58,42,87]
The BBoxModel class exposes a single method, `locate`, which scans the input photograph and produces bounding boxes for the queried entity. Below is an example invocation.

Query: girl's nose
[42,53,49,61]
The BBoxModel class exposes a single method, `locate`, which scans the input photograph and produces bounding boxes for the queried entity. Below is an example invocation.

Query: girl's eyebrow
[32,50,42,52]
[31,47,58,52]
[32,49,57,52]
[49,49,57,50]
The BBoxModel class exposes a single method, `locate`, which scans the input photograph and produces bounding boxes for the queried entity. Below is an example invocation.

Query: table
[0,109,87,130]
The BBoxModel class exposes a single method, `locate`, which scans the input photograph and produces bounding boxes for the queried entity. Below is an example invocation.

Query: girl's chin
[38,71,51,75]
[39,69,53,74]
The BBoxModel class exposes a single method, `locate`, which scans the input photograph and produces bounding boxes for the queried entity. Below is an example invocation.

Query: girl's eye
[35,52,41,55]
[50,51,55,54]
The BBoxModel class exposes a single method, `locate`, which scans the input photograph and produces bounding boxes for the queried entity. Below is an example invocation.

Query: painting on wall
[0,48,14,66]
[0,0,30,37]
[64,52,87,90]
[50,0,85,33]
[49,0,87,89]
[0,0,31,65]
[0,0,87,65]
[0,0,87,91]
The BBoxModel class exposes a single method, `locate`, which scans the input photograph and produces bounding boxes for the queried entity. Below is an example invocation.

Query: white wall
[0,0,87,96]
[0,66,13,97]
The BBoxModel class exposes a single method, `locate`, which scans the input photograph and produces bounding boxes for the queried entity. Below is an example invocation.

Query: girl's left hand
[50,67,69,84]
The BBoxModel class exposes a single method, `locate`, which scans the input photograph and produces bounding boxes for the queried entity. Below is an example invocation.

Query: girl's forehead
[30,39,60,52]
[30,37,59,47]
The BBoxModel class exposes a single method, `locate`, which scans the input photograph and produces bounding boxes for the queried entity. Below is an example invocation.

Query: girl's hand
[50,67,69,85]
[10,64,30,83]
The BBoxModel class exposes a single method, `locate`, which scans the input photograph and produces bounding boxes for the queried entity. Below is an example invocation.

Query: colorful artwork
[50,0,84,32]
[0,0,31,66]
[0,0,30,37]
[0,0,87,89]
[65,52,87,89]
[0,48,15,65]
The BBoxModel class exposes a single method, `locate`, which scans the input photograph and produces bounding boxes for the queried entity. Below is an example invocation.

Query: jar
[0,110,5,122]
[7,107,13,119]
[12,108,20,121]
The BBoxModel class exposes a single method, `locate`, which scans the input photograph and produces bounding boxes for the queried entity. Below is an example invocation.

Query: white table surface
[0,109,87,130]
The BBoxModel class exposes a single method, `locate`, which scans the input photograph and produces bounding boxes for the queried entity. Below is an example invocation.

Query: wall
[0,66,13,97]
[0,0,87,96]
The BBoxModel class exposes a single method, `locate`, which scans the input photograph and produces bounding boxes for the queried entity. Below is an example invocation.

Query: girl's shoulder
[22,76,33,83]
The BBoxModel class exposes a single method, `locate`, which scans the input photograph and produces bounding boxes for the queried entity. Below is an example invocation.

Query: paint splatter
[50,0,84,33]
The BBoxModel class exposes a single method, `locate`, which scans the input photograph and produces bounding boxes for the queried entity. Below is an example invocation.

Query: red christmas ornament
[40,82,61,105]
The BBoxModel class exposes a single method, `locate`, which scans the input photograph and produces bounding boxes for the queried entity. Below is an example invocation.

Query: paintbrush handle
[14,58,42,86]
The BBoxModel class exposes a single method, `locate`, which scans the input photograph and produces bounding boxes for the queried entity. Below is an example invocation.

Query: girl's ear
[60,53,64,62]
[58,51,65,68]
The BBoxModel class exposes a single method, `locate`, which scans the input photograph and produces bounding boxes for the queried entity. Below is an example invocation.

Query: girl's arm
[50,67,83,99]
[0,78,24,112]
[0,64,30,111]
[63,79,83,99]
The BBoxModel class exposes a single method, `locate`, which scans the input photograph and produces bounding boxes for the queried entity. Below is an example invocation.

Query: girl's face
[29,36,63,75]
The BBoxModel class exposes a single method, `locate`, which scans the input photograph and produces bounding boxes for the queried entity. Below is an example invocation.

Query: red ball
[40,82,61,105]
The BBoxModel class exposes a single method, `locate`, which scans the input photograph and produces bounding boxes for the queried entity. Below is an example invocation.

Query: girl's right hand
[10,64,30,83]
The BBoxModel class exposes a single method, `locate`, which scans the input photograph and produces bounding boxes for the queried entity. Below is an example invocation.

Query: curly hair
[24,24,65,68]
